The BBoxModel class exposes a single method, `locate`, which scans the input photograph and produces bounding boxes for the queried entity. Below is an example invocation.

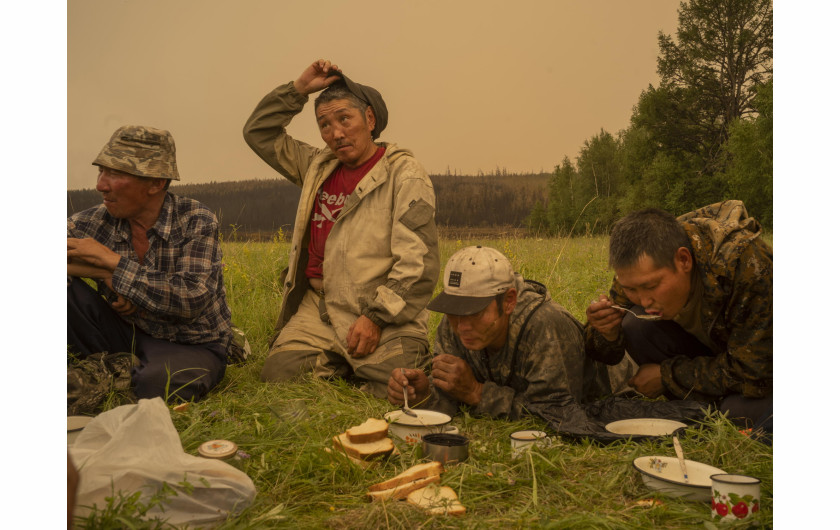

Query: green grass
[77,234,773,529]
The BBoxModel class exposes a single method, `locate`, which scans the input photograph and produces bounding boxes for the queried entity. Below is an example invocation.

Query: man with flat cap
[243,59,439,397]
[67,125,239,411]
[387,246,610,420]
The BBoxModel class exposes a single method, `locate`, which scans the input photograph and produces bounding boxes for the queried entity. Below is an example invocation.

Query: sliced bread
[332,432,394,461]
[406,484,466,516]
[366,475,440,501]
[345,418,389,444]
[367,461,444,493]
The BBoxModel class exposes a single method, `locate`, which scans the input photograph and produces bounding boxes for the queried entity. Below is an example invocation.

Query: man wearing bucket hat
[387,246,611,420]
[243,59,438,398]
[67,125,241,411]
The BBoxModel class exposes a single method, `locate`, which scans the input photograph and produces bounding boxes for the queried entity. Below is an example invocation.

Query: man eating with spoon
[387,246,611,420]
[584,202,772,432]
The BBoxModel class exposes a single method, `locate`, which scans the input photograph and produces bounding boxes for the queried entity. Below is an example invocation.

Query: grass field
[79,234,773,529]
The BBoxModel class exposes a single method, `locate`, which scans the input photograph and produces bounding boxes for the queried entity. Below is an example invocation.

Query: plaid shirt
[68,193,232,347]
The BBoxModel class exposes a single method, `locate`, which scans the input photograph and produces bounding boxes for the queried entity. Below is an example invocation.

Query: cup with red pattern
[710,474,761,521]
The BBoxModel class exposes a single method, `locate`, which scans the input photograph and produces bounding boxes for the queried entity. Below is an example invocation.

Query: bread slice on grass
[407,484,466,516]
[366,474,440,501]
[332,432,394,461]
[367,461,443,492]
[345,418,389,444]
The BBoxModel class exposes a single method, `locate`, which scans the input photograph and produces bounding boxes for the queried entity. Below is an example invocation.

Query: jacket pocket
[399,198,434,231]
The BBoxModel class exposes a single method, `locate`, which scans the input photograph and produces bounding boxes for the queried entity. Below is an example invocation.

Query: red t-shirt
[305,147,386,279]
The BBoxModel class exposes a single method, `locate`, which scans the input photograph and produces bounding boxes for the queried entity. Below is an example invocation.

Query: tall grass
[77,234,773,529]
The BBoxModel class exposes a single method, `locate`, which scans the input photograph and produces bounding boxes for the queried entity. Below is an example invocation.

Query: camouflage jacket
[425,274,612,420]
[584,200,773,401]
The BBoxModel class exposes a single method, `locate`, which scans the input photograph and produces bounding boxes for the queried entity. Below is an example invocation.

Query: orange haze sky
[68,0,682,189]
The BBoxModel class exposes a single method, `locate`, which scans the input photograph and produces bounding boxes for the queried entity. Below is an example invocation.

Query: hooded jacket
[243,82,439,345]
[426,274,612,420]
[585,200,772,401]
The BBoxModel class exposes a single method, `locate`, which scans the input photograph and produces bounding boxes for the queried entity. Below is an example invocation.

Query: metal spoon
[611,305,662,321]
[673,436,689,483]
[400,368,418,417]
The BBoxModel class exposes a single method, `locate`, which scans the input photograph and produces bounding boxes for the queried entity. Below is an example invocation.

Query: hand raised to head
[293,59,343,96]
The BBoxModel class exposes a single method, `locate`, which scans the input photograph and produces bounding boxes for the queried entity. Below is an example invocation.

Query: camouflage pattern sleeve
[433,301,598,421]
[473,304,594,420]
[661,238,773,399]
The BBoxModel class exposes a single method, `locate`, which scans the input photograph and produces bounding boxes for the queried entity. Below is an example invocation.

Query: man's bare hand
[628,363,664,398]
[585,294,623,342]
[386,367,430,407]
[431,354,483,406]
[293,59,343,96]
[346,315,381,358]
[111,293,137,316]
[67,238,121,272]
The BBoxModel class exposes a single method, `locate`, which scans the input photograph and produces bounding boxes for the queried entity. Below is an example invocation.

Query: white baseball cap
[427,246,515,315]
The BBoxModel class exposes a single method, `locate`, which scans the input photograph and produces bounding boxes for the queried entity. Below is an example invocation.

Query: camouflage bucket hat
[92,125,180,180]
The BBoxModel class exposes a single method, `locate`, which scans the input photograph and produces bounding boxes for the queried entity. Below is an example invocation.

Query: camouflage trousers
[67,352,137,416]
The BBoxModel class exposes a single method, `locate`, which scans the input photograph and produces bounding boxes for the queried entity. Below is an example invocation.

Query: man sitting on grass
[387,246,611,420]
[243,59,438,398]
[584,201,772,431]
[67,125,240,412]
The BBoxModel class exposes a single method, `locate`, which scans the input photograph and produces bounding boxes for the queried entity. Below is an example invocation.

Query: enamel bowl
[384,409,457,445]
[605,418,687,437]
[633,455,727,502]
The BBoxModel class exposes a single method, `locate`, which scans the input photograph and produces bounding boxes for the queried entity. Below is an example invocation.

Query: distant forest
[69,2,773,240]
[66,172,551,240]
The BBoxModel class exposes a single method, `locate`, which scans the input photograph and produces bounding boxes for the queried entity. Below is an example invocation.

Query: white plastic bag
[69,398,256,526]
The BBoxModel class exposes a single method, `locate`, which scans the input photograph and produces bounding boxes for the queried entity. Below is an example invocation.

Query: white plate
[633,455,727,502]
[605,418,687,436]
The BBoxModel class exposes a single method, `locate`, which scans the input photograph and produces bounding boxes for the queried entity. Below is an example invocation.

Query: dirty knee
[260,350,316,383]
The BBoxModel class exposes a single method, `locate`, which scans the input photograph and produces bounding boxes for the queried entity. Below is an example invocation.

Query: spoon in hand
[400,368,418,417]
[611,305,662,321]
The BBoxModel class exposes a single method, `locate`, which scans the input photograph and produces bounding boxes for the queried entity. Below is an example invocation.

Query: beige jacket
[243,82,439,346]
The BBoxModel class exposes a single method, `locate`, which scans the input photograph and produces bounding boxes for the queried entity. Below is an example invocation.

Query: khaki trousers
[261,289,429,398]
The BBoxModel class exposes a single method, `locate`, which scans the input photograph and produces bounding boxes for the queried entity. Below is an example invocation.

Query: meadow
[80,234,773,529]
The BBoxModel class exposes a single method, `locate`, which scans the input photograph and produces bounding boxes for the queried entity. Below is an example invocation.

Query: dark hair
[494,292,506,316]
[609,208,692,270]
[314,82,369,117]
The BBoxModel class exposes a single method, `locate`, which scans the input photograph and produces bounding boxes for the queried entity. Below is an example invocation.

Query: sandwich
[367,461,443,501]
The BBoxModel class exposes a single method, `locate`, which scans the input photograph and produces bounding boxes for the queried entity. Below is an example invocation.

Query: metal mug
[422,433,469,465]
[711,474,761,521]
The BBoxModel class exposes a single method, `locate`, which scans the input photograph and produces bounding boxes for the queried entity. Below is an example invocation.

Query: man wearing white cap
[387,246,610,420]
